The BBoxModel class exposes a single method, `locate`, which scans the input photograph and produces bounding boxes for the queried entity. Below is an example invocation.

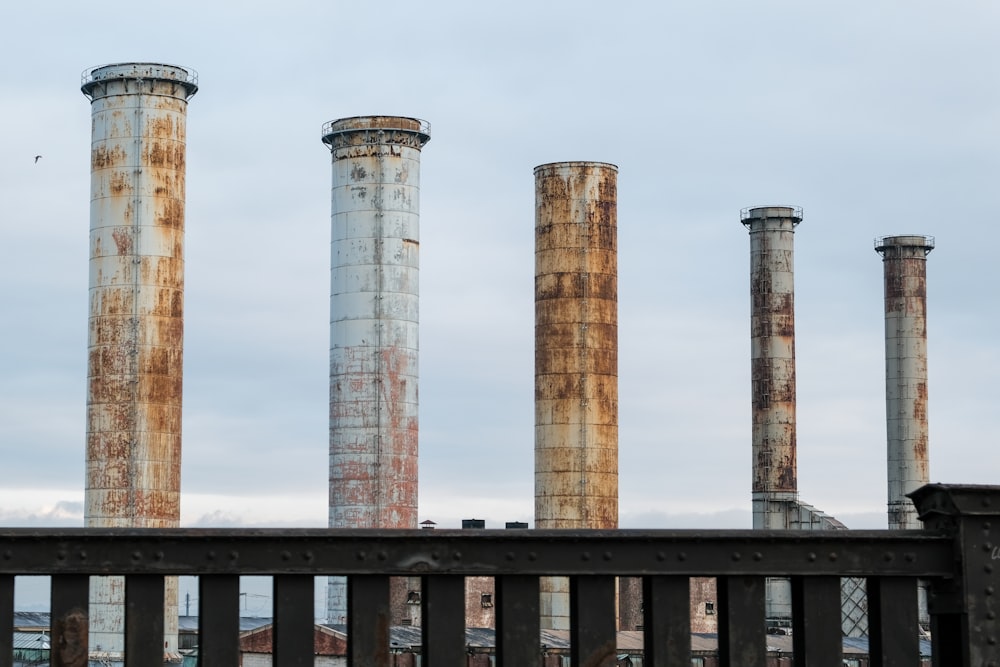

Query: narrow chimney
[742,206,802,529]
[875,235,934,529]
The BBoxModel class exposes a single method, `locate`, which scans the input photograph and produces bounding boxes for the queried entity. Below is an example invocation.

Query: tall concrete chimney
[81,62,197,662]
[534,161,619,630]
[742,206,802,530]
[322,116,430,623]
[875,235,934,529]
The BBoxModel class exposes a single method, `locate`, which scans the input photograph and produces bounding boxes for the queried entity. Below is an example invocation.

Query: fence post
[909,483,1000,667]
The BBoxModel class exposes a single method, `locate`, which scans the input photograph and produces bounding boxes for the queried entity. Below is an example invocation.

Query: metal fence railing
[1,483,997,666]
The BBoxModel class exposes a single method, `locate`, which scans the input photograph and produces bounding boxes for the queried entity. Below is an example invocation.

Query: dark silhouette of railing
[0,483,997,666]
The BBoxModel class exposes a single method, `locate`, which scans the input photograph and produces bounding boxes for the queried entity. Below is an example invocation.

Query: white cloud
[0,496,83,527]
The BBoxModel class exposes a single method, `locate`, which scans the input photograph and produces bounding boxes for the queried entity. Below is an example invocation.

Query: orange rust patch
[111,228,133,255]
[92,144,127,170]
[157,198,185,229]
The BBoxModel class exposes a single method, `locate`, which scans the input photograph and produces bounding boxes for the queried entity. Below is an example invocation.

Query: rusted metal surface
[534,162,619,630]
[741,207,802,531]
[81,61,196,660]
[0,526,957,577]
[875,235,934,530]
[322,116,430,623]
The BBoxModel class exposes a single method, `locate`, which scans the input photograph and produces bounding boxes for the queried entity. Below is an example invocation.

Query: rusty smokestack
[875,235,934,529]
[742,206,802,530]
[534,161,619,630]
[81,62,197,661]
[322,116,430,624]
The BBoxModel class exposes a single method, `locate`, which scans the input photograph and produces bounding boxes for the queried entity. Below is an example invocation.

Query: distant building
[8,611,930,666]
[13,631,49,665]
[240,623,346,667]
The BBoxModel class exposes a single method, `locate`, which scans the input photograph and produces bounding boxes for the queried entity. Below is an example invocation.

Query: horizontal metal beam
[0,529,953,578]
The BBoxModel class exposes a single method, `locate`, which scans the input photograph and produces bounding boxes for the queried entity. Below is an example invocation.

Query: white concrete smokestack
[81,61,197,663]
[321,116,430,624]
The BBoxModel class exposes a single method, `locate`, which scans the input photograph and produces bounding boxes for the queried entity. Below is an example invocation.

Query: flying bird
[34,155,42,163]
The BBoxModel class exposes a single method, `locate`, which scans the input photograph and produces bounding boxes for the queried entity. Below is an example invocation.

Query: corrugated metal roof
[317,625,498,650]
[321,626,932,657]
[14,632,49,650]
[842,635,932,657]
[15,613,933,659]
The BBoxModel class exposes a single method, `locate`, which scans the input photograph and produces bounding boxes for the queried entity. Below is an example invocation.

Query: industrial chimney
[875,235,934,529]
[322,116,430,624]
[534,161,619,630]
[742,206,802,529]
[81,62,197,662]
[740,206,865,632]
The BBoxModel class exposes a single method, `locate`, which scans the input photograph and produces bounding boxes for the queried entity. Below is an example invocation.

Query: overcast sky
[2,0,999,563]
